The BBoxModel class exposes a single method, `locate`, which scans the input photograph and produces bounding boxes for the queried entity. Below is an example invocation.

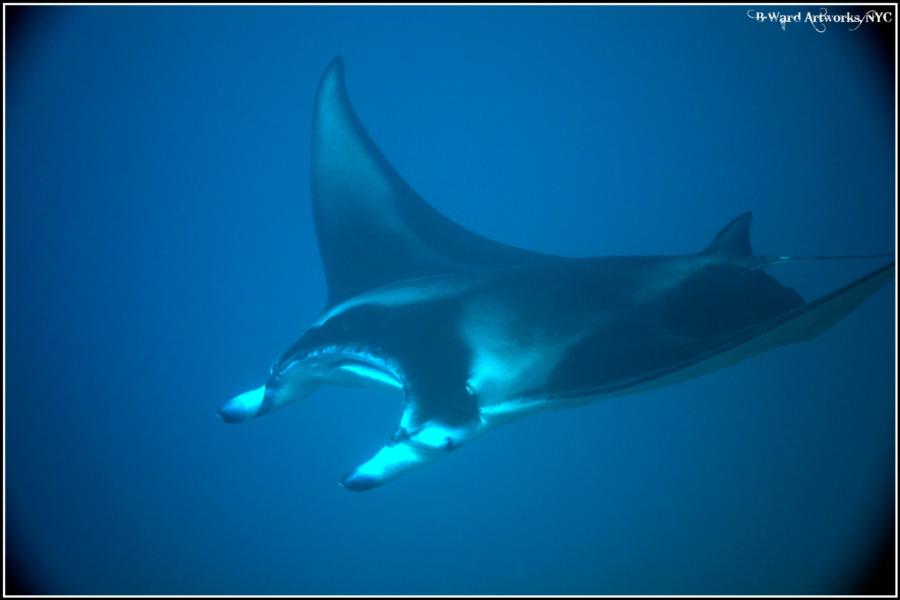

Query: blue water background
[6,6,896,594]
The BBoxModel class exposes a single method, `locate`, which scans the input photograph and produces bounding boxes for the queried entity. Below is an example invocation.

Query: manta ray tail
[759,253,895,267]
[310,57,556,307]
[701,211,893,270]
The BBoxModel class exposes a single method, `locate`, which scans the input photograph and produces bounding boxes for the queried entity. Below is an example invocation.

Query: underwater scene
[5,5,896,595]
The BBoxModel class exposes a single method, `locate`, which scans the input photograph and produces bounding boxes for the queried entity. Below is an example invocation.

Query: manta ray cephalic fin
[339,417,482,491]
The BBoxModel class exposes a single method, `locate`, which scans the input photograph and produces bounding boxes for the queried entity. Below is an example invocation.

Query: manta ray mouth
[274,345,407,394]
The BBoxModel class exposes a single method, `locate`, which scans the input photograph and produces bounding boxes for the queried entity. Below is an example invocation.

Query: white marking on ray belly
[461,299,595,412]
[335,363,403,390]
[312,277,469,327]
[478,397,550,424]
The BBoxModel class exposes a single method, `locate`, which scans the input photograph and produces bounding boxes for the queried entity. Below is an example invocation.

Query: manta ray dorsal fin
[703,211,754,260]
[311,57,557,306]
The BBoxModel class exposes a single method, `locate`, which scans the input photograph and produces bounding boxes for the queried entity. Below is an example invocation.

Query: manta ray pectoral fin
[340,419,482,491]
[675,261,895,375]
[311,57,556,307]
[783,261,895,343]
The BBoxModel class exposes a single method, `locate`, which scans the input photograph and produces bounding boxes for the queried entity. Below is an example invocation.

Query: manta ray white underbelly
[220,58,894,491]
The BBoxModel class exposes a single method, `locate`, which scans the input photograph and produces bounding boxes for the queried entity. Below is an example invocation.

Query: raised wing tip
[316,56,344,101]
[321,56,345,85]
[315,57,348,116]
[326,56,344,74]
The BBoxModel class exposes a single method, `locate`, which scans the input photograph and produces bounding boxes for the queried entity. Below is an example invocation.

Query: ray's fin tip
[325,56,344,75]
[315,56,347,103]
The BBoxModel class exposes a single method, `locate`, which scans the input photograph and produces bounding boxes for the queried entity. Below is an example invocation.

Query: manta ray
[220,58,894,491]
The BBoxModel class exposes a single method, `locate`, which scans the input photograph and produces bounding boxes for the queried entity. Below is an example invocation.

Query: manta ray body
[221,58,894,491]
